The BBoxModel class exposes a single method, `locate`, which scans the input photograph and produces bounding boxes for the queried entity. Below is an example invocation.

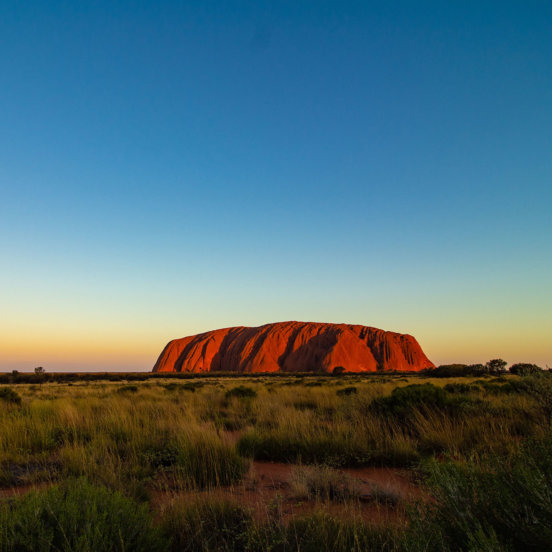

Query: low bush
[336,386,357,396]
[410,438,552,551]
[443,382,474,394]
[225,386,257,399]
[0,387,22,405]
[161,497,255,552]
[510,363,543,376]
[160,498,400,552]
[428,364,487,378]
[284,512,397,552]
[371,384,480,420]
[0,478,168,552]
[155,435,249,488]
[116,384,139,394]
[237,430,371,467]
[290,465,361,502]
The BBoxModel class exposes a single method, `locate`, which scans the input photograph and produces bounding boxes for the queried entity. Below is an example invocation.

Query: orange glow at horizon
[1,319,550,372]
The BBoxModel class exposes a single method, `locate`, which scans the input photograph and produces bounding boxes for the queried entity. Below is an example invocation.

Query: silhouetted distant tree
[486,359,507,374]
[332,366,345,375]
[34,366,45,374]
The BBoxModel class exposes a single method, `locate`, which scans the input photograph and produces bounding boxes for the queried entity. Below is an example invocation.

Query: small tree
[34,366,45,374]
[486,359,507,374]
[332,366,345,375]
[510,363,542,377]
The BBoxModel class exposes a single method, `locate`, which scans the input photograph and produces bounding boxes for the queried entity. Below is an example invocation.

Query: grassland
[0,371,551,551]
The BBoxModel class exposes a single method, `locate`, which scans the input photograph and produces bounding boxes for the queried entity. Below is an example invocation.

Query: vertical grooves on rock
[153,321,434,373]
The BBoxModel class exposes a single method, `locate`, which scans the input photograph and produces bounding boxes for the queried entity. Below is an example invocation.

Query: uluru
[153,321,434,373]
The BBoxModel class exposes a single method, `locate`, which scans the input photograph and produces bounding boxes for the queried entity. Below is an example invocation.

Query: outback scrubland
[0,368,551,551]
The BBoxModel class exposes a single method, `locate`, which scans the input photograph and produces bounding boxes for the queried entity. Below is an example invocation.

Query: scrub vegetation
[0,369,551,551]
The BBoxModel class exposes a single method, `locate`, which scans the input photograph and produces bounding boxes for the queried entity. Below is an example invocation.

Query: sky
[1,1,551,371]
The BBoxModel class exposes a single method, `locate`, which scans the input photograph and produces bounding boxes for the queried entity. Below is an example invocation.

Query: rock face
[152,321,434,374]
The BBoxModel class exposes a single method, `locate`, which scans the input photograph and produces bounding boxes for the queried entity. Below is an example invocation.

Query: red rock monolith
[152,321,434,373]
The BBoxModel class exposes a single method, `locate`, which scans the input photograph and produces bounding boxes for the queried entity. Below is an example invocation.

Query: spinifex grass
[0,374,551,550]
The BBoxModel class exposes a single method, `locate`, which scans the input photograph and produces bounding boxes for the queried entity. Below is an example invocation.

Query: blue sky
[1,1,551,370]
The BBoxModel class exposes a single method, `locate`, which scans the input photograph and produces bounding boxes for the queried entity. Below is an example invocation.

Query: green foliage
[237,431,368,467]
[0,387,22,405]
[518,374,552,425]
[0,478,168,552]
[429,364,487,377]
[161,499,399,552]
[510,363,543,376]
[237,428,418,468]
[371,383,479,419]
[410,439,552,551]
[161,497,255,552]
[290,465,363,502]
[164,381,204,392]
[225,385,257,399]
[171,437,249,488]
[486,358,508,374]
[443,382,475,394]
[283,512,397,552]
[336,386,357,396]
[116,384,139,393]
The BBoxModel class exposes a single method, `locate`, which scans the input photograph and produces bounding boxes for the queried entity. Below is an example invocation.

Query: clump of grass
[0,478,168,551]
[290,465,361,502]
[225,385,257,399]
[168,433,250,488]
[161,496,256,552]
[160,496,401,552]
[0,387,22,405]
[284,512,399,552]
[410,438,552,551]
[164,381,205,393]
[337,386,357,396]
[443,382,475,394]
[371,383,481,420]
[293,399,318,410]
[116,384,139,394]
[237,427,380,467]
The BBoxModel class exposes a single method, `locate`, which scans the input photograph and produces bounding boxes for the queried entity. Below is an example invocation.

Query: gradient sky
[1,1,551,371]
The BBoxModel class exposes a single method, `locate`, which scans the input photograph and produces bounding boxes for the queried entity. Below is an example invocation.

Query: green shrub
[429,364,487,378]
[161,497,255,552]
[336,386,357,396]
[371,383,478,419]
[510,363,543,376]
[290,465,362,502]
[410,438,552,551]
[171,437,249,488]
[116,384,139,394]
[443,383,474,394]
[236,430,417,467]
[225,386,257,399]
[283,512,397,552]
[0,387,22,405]
[0,478,168,552]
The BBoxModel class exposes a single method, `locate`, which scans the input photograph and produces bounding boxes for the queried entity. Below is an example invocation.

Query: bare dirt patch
[151,460,424,525]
